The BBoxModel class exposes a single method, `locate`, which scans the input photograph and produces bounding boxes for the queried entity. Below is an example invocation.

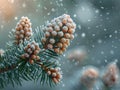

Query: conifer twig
[0,14,76,88]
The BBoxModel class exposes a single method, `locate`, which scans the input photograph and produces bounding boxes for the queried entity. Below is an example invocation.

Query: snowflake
[81,33,86,38]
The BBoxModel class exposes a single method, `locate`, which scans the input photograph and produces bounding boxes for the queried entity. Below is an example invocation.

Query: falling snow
[14,17,18,20]
[22,3,26,8]
[0,0,120,90]
[81,33,86,38]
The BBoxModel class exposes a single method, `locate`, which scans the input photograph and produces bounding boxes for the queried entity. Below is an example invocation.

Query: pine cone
[102,62,119,87]
[42,14,76,54]
[21,41,40,64]
[80,67,99,88]
[47,67,62,83]
[14,16,33,44]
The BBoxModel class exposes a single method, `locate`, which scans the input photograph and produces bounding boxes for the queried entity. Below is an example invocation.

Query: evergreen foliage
[0,14,76,88]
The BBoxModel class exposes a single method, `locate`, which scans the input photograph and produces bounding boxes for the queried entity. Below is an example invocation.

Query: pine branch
[34,59,62,86]
[0,14,76,88]
[0,64,17,73]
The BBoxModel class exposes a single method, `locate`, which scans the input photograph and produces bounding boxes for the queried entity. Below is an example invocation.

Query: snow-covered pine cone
[14,16,33,44]
[42,14,76,54]
[21,41,40,64]
[47,67,62,84]
[102,62,119,87]
[80,67,99,88]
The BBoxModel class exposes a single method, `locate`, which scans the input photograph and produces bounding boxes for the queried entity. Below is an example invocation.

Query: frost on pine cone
[42,14,76,54]
[14,16,33,44]
[21,41,40,64]
[47,67,62,84]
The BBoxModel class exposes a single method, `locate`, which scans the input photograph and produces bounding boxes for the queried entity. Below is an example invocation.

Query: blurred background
[0,0,120,90]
